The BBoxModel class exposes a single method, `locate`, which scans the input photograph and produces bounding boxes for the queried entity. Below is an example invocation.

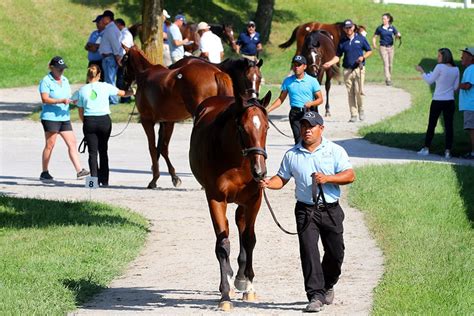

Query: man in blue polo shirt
[260,111,355,312]
[234,21,263,61]
[268,55,323,144]
[323,19,372,122]
[459,47,474,159]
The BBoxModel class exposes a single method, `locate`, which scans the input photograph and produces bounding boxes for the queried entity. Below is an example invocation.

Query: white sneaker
[417,147,429,156]
[444,150,452,159]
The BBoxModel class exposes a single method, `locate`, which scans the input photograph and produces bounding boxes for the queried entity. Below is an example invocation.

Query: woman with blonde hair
[75,65,133,186]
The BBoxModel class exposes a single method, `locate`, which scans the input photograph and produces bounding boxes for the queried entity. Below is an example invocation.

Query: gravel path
[1,83,470,315]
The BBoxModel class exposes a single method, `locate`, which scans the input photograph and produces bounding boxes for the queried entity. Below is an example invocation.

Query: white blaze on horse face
[252,73,258,98]
[311,51,317,65]
[252,115,261,130]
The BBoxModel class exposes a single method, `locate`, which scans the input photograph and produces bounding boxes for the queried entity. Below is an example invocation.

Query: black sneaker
[77,169,90,179]
[40,171,53,181]
[304,298,324,313]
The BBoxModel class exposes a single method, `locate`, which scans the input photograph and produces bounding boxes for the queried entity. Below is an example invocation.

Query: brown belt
[101,53,113,57]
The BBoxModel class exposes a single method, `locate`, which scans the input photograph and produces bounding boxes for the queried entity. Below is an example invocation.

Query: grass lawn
[349,163,473,315]
[0,195,149,314]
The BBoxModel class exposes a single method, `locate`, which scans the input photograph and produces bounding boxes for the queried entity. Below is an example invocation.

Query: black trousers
[295,201,345,302]
[424,99,455,150]
[83,115,112,184]
[289,107,318,144]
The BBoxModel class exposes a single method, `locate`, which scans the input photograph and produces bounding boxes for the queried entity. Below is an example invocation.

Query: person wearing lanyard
[234,21,262,61]
[267,55,323,144]
[75,65,133,187]
[323,19,372,123]
[38,56,89,181]
[372,13,401,86]
[259,111,355,312]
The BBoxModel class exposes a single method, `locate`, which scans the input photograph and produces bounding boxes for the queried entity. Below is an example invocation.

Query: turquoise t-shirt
[459,64,474,111]
[281,73,321,108]
[75,82,119,116]
[38,73,71,121]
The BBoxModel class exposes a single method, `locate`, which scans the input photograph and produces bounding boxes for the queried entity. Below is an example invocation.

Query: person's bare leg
[42,132,58,172]
[60,130,82,172]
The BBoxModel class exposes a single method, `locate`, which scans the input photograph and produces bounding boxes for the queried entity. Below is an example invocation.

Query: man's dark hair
[115,18,126,27]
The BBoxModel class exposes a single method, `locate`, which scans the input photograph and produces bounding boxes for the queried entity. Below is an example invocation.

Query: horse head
[222,58,263,101]
[235,91,271,182]
[122,46,154,90]
[222,24,235,46]
[302,31,324,78]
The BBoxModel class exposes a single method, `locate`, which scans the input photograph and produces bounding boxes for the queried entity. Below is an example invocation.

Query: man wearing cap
[323,19,372,122]
[459,47,474,159]
[234,21,262,61]
[162,9,172,66]
[168,14,191,63]
[268,55,323,144]
[98,9,122,104]
[197,21,224,64]
[84,15,105,81]
[260,111,355,312]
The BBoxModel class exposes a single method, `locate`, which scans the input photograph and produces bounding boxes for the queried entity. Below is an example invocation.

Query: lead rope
[268,117,293,139]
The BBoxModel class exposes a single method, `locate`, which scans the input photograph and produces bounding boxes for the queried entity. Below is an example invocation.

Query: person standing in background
[459,47,474,159]
[168,14,191,63]
[115,18,134,103]
[85,15,105,81]
[197,21,224,63]
[162,9,172,66]
[372,13,401,86]
[234,21,262,61]
[38,56,89,181]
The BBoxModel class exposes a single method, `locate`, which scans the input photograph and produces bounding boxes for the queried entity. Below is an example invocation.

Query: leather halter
[236,100,267,159]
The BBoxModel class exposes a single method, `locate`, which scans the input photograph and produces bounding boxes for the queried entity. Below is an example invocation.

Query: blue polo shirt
[459,64,474,111]
[38,73,71,121]
[278,137,352,204]
[281,73,321,108]
[374,25,399,46]
[75,82,119,116]
[236,31,261,56]
[87,30,102,62]
[337,33,371,69]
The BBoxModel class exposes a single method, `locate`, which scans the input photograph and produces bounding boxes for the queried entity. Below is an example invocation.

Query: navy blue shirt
[337,34,371,69]
[236,31,261,56]
[374,25,399,46]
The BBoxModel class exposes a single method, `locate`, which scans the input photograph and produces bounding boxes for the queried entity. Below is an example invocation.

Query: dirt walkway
[0,83,469,314]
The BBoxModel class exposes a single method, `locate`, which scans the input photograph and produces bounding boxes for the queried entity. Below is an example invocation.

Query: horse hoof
[242,291,257,302]
[229,288,236,298]
[234,277,247,291]
[147,182,157,189]
[172,177,182,187]
[218,301,233,311]
[325,111,331,117]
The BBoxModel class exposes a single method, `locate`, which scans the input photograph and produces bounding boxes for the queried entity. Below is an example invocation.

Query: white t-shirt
[422,63,460,101]
[199,31,224,64]
[120,27,134,55]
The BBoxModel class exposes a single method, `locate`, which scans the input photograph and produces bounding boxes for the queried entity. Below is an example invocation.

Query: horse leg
[234,204,258,301]
[325,72,332,117]
[141,120,159,189]
[208,198,234,310]
[157,122,181,187]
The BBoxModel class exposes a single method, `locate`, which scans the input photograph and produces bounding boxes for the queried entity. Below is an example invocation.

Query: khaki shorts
[464,110,474,130]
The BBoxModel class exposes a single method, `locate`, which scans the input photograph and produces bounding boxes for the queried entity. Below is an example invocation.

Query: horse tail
[279,25,300,49]
[215,72,234,96]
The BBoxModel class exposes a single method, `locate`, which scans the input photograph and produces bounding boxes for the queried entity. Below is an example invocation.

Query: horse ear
[260,91,272,108]
[257,59,263,68]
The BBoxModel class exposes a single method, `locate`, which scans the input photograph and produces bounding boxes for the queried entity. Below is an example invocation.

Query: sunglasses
[292,63,305,68]
[247,25,255,28]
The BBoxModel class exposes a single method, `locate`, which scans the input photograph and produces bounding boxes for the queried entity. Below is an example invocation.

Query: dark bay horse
[189,91,271,310]
[122,46,233,188]
[170,56,263,100]
[301,30,340,116]
[180,23,236,54]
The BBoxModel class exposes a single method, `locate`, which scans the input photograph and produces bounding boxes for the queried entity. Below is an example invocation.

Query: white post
[464,0,471,9]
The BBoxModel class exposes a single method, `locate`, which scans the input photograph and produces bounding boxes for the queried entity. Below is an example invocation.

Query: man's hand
[259,178,270,189]
[312,172,329,184]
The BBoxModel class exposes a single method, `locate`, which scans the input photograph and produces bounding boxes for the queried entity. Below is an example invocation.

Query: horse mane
[130,47,155,67]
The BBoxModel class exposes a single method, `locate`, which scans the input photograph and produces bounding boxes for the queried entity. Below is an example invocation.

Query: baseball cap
[49,56,68,69]
[162,9,170,19]
[102,10,114,20]
[92,15,102,22]
[461,47,474,56]
[343,19,354,28]
[175,14,186,22]
[247,21,256,26]
[292,55,307,65]
[300,111,324,127]
[197,22,210,31]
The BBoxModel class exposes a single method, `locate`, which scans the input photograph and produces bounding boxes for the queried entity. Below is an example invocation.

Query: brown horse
[300,30,340,116]
[189,91,271,310]
[180,23,236,54]
[170,56,263,100]
[122,46,233,188]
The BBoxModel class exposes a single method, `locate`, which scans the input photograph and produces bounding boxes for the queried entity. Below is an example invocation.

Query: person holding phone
[168,14,191,63]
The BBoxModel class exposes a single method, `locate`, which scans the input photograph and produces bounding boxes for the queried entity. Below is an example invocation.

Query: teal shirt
[460,64,474,111]
[281,73,321,108]
[75,82,119,116]
[38,73,71,121]
[277,137,352,204]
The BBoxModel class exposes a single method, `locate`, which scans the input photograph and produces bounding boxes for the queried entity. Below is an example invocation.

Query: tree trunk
[141,0,164,64]
[255,0,275,44]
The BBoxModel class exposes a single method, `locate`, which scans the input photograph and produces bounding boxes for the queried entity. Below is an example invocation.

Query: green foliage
[349,163,474,315]
[0,195,148,314]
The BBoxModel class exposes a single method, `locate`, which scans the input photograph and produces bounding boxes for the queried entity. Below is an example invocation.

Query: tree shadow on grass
[451,165,474,228]
[63,278,106,306]
[0,195,148,230]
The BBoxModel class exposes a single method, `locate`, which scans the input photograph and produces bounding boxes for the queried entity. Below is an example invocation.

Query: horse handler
[259,111,355,313]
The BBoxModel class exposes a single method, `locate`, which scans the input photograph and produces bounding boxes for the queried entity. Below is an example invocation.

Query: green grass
[0,195,149,314]
[349,163,473,315]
